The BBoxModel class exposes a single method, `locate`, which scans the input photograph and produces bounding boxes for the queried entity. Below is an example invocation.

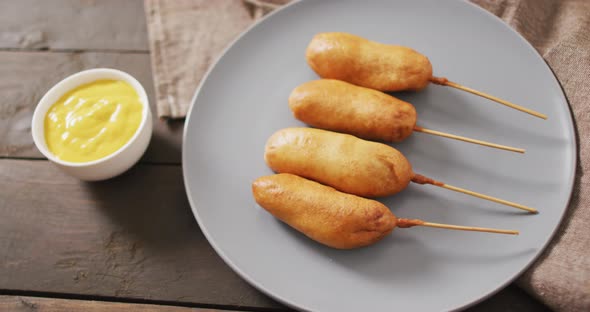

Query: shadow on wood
[83,164,197,250]
[143,119,184,165]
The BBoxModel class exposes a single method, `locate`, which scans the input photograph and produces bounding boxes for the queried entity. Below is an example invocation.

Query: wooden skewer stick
[397,218,519,235]
[429,76,548,120]
[413,126,525,153]
[411,174,538,214]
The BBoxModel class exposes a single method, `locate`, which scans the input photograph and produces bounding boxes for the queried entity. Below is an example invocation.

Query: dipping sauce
[44,80,143,163]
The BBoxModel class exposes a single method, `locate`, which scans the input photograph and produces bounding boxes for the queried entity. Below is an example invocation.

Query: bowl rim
[31,68,151,167]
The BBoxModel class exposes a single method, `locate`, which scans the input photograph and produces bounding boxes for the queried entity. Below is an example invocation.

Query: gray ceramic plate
[183,0,576,311]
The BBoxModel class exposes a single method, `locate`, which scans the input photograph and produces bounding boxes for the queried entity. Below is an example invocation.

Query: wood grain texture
[0,290,551,312]
[0,0,148,51]
[0,158,551,311]
[0,295,239,312]
[0,51,182,163]
[0,159,279,309]
[0,1,552,310]
[469,285,551,312]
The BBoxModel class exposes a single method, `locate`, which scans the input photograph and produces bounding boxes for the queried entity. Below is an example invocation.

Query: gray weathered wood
[0,1,552,309]
[0,159,551,311]
[0,159,280,309]
[469,285,551,312]
[0,0,149,51]
[0,51,182,164]
[0,295,240,312]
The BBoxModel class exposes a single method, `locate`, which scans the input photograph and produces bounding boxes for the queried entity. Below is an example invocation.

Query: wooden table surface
[0,1,552,311]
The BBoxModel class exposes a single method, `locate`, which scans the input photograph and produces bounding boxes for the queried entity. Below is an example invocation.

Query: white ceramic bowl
[32,68,153,181]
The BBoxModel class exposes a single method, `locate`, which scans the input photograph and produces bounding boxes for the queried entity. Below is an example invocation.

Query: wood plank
[0,159,551,311]
[0,159,280,309]
[468,285,551,312]
[0,289,552,312]
[0,0,148,51]
[0,51,182,164]
[0,295,240,312]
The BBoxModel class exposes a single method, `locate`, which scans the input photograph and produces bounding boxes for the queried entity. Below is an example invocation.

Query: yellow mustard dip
[44,80,143,163]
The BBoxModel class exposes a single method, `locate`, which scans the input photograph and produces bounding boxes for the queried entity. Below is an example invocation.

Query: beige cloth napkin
[145,0,590,310]
[144,0,289,118]
[470,1,590,311]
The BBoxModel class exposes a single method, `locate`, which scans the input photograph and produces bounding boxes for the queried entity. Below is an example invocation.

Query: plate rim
[181,0,578,310]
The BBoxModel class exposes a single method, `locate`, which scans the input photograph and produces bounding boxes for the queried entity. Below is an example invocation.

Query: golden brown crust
[428,76,449,85]
[252,173,397,249]
[411,173,444,186]
[264,128,414,197]
[289,79,417,142]
[306,32,433,91]
[396,218,424,228]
